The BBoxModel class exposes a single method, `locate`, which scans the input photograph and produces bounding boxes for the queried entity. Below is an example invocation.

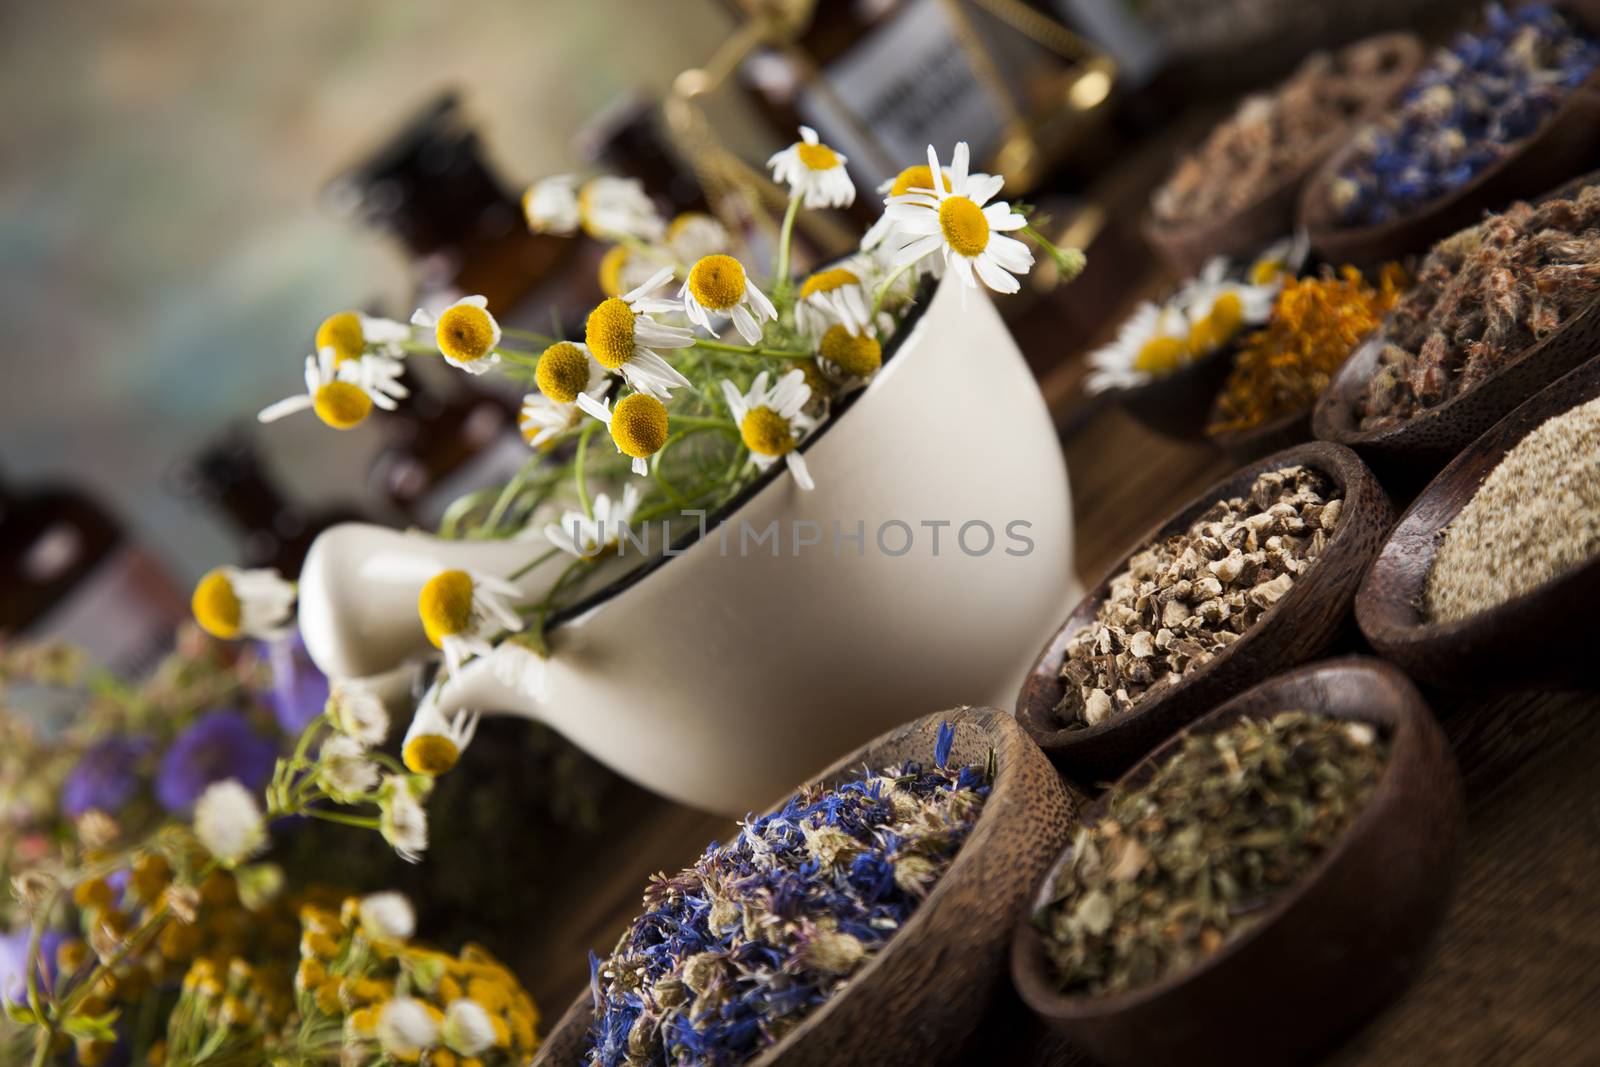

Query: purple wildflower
[60,736,154,817]
[0,927,64,1006]
[261,630,330,736]
[156,710,276,813]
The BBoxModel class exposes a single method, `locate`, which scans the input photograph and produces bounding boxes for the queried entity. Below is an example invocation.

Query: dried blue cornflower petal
[1333,3,1600,226]
[584,722,992,1066]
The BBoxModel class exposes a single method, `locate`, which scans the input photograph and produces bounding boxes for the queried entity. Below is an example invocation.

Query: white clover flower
[357,891,416,942]
[315,310,413,361]
[1084,301,1192,395]
[257,347,406,430]
[680,255,777,345]
[329,681,390,748]
[442,999,496,1056]
[578,175,665,242]
[193,780,265,866]
[883,143,1033,295]
[768,126,855,209]
[377,997,439,1058]
[190,566,295,641]
[666,211,731,264]
[544,483,642,559]
[379,775,430,863]
[401,693,480,777]
[795,265,871,341]
[410,295,502,374]
[576,391,670,478]
[584,268,694,400]
[317,735,380,800]
[721,370,815,491]
[523,174,581,234]
[416,568,525,677]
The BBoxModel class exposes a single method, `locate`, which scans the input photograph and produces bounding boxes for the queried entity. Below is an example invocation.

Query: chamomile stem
[1021,224,1085,279]
[690,339,810,359]
[484,462,537,533]
[509,546,561,582]
[492,348,542,369]
[573,422,597,520]
[774,194,802,291]
[871,261,917,318]
[668,415,737,431]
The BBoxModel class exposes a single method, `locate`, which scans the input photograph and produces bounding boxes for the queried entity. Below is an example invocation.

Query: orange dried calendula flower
[1208,263,1408,435]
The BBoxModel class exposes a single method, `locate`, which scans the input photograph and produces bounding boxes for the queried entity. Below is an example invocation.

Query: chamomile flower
[667,211,731,263]
[400,693,480,777]
[597,243,668,298]
[519,392,581,450]
[768,126,856,209]
[576,392,670,477]
[193,779,265,866]
[1247,232,1311,287]
[378,775,430,863]
[884,143,1032,294]
[535,341,606,404]
[578,175,665,241]
[410,295,502,374]
[190,566,295,640]
[257,348,405,430]
[416,569,525,677]
[544,483,642,558]
[442,999,496,1057]
[315,310,413,362]
[795,266,870,340]
[522,174,580,234]
[1175,257,1278,355]
[584,268,694,400]
[861,163,968,251]
[720,370,816,490]
[357,891,415,942]
[317,735,380,800]
[377,997,439,1058]
[815,289,882,378]
[329,681,390,748]
[1084,301,1192,394]
[680,254,777,344]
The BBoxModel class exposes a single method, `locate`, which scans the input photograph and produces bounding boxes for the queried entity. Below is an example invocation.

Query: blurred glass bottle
[0,468,187,679]
[169,428,369,575]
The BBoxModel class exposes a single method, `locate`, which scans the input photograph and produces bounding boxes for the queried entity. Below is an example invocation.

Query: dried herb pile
[584,722,990,1066]
[1357,183,1600,428]
[1425,394,1600,621]
[1329,3,1599,227]
[1153,38,1407,224]
[1035,711,1390,996]
[1210,263,1409,435]
[1056,467,1342,729]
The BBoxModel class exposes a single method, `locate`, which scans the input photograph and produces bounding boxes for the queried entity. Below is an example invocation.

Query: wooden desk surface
[513,396,1600,1064]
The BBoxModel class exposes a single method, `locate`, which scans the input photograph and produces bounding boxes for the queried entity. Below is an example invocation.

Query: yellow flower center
[800,268,859,300]
[191,570,241,639]
[403,735,460,776]
[418,570,475,648]
[796,141,840,171]
[597,246,629,298]
[740,406,795,457]
[313,382,373,430]
[1248,258,1286,286]
[586,298,636,369]
[535,342,591,404]
[796,359,832,398]
[688,255,748,311]
[316,312,365,364]
[819,325,882,377]
[888,165,948,197]
[609,393,669,458]
[939,196,989,257]
[1133,335,1188,375]
[436,304,497,364]
[1188,291,1245,355]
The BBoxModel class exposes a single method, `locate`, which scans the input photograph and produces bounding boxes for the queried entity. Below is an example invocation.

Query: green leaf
[62,1007,120,1040]
[4,1000,39,1026]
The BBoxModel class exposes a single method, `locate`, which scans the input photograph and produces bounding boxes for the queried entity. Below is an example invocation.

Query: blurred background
[2,0,1472,672]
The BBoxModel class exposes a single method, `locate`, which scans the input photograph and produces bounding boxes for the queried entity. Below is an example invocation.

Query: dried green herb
[1035,711,1389,996]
